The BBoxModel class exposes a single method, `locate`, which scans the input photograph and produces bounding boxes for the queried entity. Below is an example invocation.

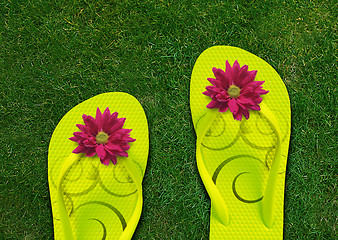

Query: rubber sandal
[48,92,148,240]
[190,46,291,239]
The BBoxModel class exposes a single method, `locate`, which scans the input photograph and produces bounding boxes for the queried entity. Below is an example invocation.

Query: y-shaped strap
[57,153,79,240]
[196,108,230,227]
[56,153,144,240]
[259,102,282,228]
[118,157,143,240]
[196,104,282,229]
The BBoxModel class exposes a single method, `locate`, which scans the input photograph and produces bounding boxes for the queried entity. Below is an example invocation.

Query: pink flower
[203,60,269,121]
[69,107,136,165]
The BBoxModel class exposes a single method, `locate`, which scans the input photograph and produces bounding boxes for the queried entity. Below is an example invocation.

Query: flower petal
[103,107,111,118]
[211,68,225,88]
[101,156,110,166]
[108,119,125,134]
[233,111,243,121]
[69,136,79,142]
[206,100,221,109]
[239,70,257,87]
[232,60,241,84]
[105,142,123,152]
[118,151,129,157]
[242,109,250,120]
[219,103,229,112]
[217,91,229,102]
[85,148,96,157]
[96,144,106,159]
[76,124,90,134]
[203,90,213,97]
[121,144,131,151]
[83,138,96,147]
[205,86,220,95]
[102,107,112,132]
[95,108,103,131]
[72,145,86,154]
[106,112,118,131]
[237,96,255,106]
[237,64,249,84]
[83,115,98,135]
[228,98,239,114]
[207,78,218,85]
[249,104,261,111]
[225,60,234,85]
[111,155,117,165]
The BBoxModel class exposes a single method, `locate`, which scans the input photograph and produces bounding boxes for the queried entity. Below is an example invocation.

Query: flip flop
[190,46,291,239]
[48,92,148,240]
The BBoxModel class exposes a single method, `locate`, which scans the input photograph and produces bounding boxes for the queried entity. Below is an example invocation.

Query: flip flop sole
[48,92,148,239]
[190,46,291,239]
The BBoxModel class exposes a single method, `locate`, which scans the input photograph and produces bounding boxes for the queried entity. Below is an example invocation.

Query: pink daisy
[69,107,136,165]
[203,60,269,121]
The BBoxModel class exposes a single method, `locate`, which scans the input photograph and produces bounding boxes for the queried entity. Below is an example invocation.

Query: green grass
[0,0,336,239]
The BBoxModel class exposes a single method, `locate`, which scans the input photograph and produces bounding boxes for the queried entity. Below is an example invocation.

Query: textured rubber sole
[48,92,148,239]
[190,46,291,239]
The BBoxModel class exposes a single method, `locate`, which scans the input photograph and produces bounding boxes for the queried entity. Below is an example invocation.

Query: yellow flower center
[227,85,241,98]
[96,131,109,144]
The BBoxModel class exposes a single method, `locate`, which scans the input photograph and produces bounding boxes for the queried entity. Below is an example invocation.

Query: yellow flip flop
[48,92,148,240]
[190,46,291,239]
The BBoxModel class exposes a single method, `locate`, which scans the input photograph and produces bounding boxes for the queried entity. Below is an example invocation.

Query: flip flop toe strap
[57,153,79,240]
[196,108,230,227]
[196,104,283,229]
[56,154,144,240]
[259,102,283,228]
[118,157,143,240]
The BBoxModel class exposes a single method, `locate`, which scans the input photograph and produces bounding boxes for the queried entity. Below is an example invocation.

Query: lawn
[0,0,336,239]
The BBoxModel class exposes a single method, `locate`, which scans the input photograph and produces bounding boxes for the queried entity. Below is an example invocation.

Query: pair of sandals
[48,46,291,239]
